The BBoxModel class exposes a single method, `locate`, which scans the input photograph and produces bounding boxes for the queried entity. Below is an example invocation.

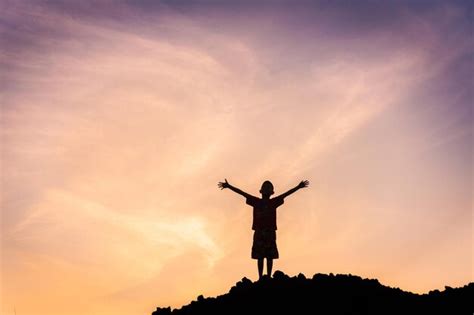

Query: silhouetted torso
[246,196,284,230]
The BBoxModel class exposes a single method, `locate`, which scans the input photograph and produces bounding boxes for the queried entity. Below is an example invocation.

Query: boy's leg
[266,258,273,277]
[257,258,264,279]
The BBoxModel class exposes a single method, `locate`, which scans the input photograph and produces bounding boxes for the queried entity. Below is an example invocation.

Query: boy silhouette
[218,179,309,279]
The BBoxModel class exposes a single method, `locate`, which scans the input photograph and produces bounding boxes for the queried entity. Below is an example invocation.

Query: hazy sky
[1,1,472,315]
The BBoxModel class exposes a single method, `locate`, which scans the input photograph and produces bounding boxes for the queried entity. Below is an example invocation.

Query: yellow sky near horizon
[1,2,472,315]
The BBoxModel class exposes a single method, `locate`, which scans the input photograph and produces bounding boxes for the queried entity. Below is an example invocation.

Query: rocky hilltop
[152,271,473,315]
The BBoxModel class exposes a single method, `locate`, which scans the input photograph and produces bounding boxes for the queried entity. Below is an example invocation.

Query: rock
[151,271,474,315]
[152,306,171,315]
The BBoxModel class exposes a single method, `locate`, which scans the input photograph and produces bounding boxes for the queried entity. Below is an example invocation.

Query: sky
[1,1,472,315]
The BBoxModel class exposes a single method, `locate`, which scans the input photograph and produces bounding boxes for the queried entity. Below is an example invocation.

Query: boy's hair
[260,180,274,195]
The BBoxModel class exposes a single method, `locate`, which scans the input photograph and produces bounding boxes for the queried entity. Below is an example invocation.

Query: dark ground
[151,271,473,315]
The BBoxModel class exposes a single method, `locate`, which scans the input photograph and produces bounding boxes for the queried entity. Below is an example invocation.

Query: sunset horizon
[1,1,472,315]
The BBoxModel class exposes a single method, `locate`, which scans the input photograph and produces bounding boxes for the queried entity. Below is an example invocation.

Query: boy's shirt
[246,196,284,230]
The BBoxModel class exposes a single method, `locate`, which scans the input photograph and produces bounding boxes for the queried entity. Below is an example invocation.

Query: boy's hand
[218,178,230,190]
[298,180,309,189]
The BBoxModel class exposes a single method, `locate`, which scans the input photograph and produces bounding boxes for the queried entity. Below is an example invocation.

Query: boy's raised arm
[276,180,309,200]
[218,178,254,199]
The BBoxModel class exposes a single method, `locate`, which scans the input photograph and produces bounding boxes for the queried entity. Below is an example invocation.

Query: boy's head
[260,180,274,196]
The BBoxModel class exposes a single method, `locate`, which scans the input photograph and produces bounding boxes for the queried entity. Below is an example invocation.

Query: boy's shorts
[252,229,279,259]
